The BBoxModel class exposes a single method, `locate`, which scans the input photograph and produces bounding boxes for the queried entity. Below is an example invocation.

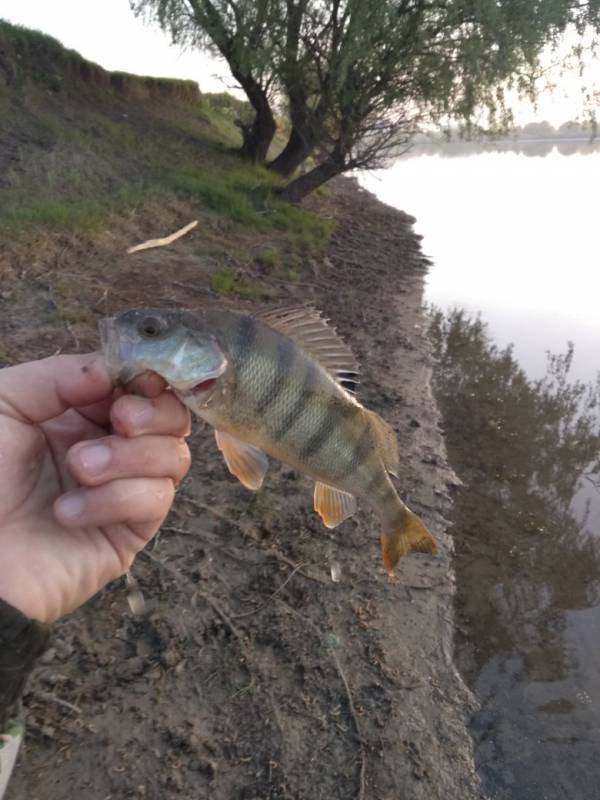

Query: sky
[2,0,599,125]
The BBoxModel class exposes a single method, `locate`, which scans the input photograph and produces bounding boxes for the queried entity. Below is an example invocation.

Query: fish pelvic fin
[364,409,400,477]
[314,482,357,528]
[381,508,437,575]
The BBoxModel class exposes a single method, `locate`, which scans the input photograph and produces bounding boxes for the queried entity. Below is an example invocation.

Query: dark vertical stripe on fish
[235,315,257,368]
[272,363,318,441]
[255,335,295,415]
[336,420,373,479]
[299,414,336,460]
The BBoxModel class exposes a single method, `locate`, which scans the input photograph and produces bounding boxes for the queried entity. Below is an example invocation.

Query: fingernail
[79,444,112,475]
[56,492,86,520]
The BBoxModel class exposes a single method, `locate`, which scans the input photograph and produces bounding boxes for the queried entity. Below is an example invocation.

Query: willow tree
[276,0,600,201]
[132,0,282,162]
[133,0,600,199]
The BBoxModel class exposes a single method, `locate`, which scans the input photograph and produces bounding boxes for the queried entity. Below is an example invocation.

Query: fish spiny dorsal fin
[258,305,359,395]
[364,408,400,477]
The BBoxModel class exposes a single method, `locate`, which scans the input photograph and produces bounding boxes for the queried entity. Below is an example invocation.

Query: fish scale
[100,305,438,574]
[211,312,362,481]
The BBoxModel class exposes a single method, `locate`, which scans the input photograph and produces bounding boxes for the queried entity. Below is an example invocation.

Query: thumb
[0,353,113,424]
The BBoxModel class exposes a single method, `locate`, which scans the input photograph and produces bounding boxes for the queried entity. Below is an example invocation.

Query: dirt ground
[5,179,482,800]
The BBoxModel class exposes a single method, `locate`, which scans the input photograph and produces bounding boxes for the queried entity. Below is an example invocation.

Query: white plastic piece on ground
[330,562,342,583]
[0,722,24,800]
[125,571,145,615]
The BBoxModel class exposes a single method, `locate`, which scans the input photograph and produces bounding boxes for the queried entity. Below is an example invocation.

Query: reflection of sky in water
[360,150,600,800]
[360,150,600,383]
[360,150,600,533]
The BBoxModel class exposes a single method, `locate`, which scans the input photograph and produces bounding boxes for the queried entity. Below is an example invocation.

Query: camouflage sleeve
[0,598,50,797]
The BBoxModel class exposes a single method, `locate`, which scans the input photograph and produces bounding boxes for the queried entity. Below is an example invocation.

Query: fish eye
[139,316,166,338]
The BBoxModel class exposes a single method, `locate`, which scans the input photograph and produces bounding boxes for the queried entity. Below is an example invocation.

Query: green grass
[0,18,334,282]
[254,248,281,270]
[211,269,237,294]
[210,268,273,300]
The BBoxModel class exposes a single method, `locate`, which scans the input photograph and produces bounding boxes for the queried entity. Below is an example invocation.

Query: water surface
[361,148,600,799]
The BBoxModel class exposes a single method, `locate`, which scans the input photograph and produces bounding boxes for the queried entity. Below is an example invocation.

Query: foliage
[131,0,600,199]
[429,306,600,513]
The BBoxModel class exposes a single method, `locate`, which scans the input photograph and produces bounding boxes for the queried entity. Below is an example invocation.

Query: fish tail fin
[381,508,437,575]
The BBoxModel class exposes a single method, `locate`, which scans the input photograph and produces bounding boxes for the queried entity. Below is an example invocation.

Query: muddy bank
[8,179,481,800]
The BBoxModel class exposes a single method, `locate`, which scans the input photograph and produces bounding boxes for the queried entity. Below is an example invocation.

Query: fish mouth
[99,317,149,384]
[99,317,129,382]
[174,363,227,399]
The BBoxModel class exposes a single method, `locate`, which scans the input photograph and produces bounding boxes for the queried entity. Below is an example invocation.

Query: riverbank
[6,177,482,799]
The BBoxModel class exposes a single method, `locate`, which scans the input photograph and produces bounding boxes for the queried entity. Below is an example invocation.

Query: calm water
[360,148,600,799]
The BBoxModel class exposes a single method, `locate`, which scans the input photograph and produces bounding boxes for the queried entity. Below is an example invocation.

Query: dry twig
[127,220,198,254]
[232,561,308,619]
[278,600,367,800]
[34,691,82,715]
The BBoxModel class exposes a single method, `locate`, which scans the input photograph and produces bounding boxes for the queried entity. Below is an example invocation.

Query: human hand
[0,354,191,623]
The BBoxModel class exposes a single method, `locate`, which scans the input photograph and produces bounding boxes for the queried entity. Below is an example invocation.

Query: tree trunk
[269,127,316,176]
[235,78,276,163]
[278,156,345,203]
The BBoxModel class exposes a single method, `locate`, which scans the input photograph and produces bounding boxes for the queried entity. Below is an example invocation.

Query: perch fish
[99,306,437,573]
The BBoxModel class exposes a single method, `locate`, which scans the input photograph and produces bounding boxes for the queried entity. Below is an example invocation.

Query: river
[360,147,600,800]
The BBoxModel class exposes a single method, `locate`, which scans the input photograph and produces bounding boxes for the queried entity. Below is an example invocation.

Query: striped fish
[99,306,437,573]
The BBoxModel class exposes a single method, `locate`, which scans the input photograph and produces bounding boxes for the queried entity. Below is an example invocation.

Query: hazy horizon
[2,0,599,126]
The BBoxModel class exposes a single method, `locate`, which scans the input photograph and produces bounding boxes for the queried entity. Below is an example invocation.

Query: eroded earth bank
[7,180,483,800]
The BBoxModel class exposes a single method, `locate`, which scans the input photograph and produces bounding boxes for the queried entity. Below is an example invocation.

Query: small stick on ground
[34,691,82,715]
[170,280,214,296]
[127,220,198,254]
[140,550,287,754]
[277,600,367,800]
[232,561,307,619]
[140,550,245,643]
[178,495,330,585]
[330,649,366,800]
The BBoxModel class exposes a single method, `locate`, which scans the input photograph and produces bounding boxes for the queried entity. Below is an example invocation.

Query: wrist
[0,576,53,624]
[0,598,51,730]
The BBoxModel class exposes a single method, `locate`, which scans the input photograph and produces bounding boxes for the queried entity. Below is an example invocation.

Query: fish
[99,305,437,574]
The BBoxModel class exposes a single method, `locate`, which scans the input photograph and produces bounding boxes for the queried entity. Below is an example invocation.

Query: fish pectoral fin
[214,430,268,491]
[314,482,357,529]
[381,507,437,576]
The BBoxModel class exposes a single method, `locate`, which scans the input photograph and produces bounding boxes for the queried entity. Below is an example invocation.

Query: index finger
[0,353,113,425]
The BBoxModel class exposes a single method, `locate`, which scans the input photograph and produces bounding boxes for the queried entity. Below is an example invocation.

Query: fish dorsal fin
[314,482,357,529]
[365,409,400,477]
[215,430,269,491]
[258,305,359,395]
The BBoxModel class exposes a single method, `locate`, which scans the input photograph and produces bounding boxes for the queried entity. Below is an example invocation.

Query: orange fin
[214,430,268,491]
[258,305,359,395]
[365,409,399,477]
[314,482,357,528]
[381,508,437,575]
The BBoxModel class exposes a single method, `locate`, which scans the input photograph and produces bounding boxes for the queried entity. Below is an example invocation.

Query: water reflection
[407,139,600,158]
[430,308,600,799]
